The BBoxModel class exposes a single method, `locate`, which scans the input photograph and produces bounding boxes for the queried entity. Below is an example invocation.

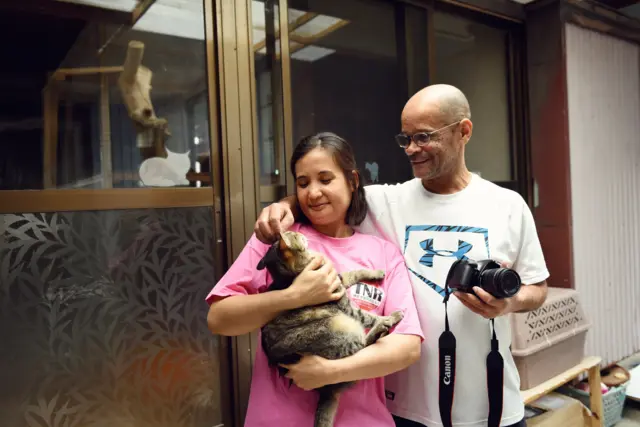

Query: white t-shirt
[356,174,550,427]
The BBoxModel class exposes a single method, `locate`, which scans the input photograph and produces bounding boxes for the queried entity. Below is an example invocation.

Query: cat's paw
[385,310,404,327]
[369,270,385,281]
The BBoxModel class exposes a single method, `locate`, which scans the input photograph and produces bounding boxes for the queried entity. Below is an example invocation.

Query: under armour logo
[419,238,472,267]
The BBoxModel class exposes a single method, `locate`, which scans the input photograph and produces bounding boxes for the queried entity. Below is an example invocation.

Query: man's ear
[460,118,473,144]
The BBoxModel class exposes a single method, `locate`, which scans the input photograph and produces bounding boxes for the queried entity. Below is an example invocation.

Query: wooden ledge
[0,188,214,214]
[522,356,603,427]
[522,356,602,404]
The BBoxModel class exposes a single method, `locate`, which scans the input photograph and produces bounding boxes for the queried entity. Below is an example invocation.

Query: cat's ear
[257,248,270,270]
[165,147,173,155]
[186,150,191,156]
[257,245,277,270]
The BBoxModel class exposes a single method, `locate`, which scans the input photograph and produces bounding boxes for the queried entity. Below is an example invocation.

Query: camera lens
[496,270,521,297]
[480,268,521,298]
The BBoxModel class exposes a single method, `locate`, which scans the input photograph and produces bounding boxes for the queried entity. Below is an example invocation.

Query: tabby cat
[257,230,404,427]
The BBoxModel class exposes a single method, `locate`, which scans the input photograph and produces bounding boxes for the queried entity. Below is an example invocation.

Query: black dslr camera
[445,259,521,299]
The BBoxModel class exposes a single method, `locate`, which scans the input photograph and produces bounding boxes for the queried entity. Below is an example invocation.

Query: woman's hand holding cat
[281,355,334,390]
[287,256,344,307]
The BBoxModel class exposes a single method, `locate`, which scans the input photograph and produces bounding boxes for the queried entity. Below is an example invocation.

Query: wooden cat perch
[41,40,170,189]
[118,40,170,151]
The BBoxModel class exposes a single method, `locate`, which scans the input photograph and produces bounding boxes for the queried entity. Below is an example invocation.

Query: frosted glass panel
[0,208,225,427]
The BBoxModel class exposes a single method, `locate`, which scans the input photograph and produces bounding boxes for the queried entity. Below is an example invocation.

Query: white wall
[565,23,640,366]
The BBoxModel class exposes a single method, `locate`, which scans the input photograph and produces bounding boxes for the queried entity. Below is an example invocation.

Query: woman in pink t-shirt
[206,132,424,427]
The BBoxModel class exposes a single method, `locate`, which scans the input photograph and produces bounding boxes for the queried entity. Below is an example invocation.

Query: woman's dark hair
[290,132,368,226]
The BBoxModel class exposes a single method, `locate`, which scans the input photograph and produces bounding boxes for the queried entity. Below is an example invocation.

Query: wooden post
[42,84,58,189]
[100,74,113,189]
[117,40,169,158]
[588,364,604,427]
[521,356,604,427]
[62,97,74,185]
[121,40,144,85]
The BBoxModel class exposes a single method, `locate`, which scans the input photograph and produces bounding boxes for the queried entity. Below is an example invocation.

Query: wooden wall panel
[525,0,574,288]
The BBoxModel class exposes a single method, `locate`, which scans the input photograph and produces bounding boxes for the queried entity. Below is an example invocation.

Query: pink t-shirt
[206,223,424,427]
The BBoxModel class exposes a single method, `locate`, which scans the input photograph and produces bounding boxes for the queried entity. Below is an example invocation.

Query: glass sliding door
[433,11,511,183]
[432,8,529,196]
[284,0,430,185]
[274,0,528,198]
[252,0,298,206]
[0,1,231,427]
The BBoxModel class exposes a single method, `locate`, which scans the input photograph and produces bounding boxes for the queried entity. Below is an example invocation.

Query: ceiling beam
[132,0,155,24]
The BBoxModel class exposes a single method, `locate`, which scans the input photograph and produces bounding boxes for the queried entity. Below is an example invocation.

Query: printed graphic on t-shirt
[403,225,490,296]
[349,282,384,311]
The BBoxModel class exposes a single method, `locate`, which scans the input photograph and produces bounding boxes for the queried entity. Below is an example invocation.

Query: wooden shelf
[521,356,604,427]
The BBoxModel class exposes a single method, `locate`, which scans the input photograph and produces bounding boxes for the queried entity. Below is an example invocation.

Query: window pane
[433,12,512,182]
[0,208,226,427]
[405,6,431,97]
[253,0,290,205]
[0,1,213,190]
[621,3,640,19]
[288,0,422,185]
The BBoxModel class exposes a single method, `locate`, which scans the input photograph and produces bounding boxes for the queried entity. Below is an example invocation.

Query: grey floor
[618,401,640,427]
[614,352,640,427]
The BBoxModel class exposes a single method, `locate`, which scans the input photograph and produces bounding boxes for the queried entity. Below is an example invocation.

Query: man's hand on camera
[454,260,516,319]
[454,288,514,319]
[254,202,295,244]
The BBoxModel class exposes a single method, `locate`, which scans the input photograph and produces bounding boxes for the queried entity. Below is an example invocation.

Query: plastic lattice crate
[510,287,592,390]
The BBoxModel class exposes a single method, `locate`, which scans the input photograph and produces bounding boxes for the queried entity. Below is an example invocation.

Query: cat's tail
[315,388,340,427]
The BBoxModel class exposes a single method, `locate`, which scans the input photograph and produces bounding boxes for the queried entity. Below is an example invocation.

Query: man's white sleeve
[356,184,397,242]
[513,199,550,285]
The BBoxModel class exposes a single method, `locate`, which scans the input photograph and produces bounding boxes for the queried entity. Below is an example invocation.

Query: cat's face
[278,231,314,273]
[256,231,314,275]
[165,148,191,173]
[279,231,308,251]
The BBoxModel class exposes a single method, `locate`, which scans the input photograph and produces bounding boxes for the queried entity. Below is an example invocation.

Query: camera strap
[487,319,504,427]
[438,289,504,427]
[438,290,456,427]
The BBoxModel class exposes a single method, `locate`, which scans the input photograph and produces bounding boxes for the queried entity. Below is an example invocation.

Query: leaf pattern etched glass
[0,208,224,427]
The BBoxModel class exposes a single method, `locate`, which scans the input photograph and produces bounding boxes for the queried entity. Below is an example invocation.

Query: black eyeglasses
[394,120,462,148]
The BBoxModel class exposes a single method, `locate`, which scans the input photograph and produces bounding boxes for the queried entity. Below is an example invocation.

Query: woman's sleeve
[382,243,425,341]
[205,234,270,305]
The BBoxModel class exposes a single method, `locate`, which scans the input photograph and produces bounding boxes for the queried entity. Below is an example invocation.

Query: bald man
[253,84,549,427]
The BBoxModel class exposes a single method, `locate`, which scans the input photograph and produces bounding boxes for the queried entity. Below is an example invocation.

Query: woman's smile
[308,202,329,211]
